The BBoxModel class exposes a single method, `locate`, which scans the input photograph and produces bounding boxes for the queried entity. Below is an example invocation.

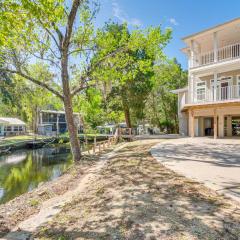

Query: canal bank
[0,134,109,154]
[0,142,119,237]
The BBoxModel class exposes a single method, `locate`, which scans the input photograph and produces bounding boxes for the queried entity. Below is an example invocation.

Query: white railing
[199,51,214,66]
[192,43,240,67]
[192,85,240,104]
[218,43,240,62]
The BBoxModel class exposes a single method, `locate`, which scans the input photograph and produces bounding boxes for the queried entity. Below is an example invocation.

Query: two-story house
[37,110,83,136]
[174,18,240,138]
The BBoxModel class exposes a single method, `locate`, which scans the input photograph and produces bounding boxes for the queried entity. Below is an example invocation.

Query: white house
[173,18,240,138]
[0,118,26,137]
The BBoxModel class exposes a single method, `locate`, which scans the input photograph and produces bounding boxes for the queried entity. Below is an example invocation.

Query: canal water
[0,145,76,204]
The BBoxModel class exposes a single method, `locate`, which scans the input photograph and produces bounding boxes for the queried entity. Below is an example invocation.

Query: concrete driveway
[151,137,240,202]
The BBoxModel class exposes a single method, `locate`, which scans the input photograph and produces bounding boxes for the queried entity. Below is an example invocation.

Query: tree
[146,59,188,132]
[93,22,171,128]
[0,0,126,161]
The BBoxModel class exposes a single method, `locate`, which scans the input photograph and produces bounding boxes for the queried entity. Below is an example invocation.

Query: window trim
[196,80,206,102]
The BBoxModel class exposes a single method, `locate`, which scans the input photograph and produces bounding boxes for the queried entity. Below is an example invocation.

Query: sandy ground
[0,148,115,238]
[26,139,240,240]
[151,137,240,202]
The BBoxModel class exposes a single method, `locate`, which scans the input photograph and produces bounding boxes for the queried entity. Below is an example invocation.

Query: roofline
[40,110,80,115]
[171,87,188,94]
[182,17,240,41]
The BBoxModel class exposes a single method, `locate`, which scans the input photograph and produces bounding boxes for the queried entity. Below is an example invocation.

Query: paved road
[151,137,240,202]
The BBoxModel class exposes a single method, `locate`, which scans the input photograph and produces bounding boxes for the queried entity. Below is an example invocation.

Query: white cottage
[0,118,26,137]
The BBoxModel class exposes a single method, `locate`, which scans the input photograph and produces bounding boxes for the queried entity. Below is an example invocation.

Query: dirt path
[30,139,240,240]
[3,143,127,240]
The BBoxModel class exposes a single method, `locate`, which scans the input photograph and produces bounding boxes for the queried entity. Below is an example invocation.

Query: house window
[196,81,206,101]
[19,126,23,131]
[4,126,12,132]
[14,126,19,131]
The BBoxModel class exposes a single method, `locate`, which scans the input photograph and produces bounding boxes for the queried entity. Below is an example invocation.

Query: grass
[0,133,108,149]
[0,135,50,147]
[29,199,40,207]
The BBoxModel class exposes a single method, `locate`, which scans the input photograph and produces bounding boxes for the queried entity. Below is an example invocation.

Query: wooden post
[98,144,101,153]
[94,135,97,150]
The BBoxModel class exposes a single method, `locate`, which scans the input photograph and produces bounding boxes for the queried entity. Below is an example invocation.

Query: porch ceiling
[182,99,240,112]
[190,58,240,76]
[183,18,240,52]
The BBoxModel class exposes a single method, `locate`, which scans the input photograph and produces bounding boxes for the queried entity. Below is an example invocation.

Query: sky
[94,0,240,70]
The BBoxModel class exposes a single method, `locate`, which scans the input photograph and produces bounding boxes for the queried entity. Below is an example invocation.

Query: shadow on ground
[20,141,240,240]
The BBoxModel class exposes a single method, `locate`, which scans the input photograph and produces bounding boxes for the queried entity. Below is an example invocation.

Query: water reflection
[0,145,73,204]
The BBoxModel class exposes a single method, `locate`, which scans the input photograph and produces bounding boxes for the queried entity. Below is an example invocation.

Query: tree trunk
[123,103,132,128]
[61,53,81,161]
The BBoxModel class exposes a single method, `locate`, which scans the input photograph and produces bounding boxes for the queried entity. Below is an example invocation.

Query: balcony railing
[192,85,240,104]
[193,43,240,67]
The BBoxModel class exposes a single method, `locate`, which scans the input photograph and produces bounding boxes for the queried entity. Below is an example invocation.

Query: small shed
[0,118,26,137]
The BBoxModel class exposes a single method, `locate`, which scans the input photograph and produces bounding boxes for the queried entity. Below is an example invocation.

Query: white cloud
[169,18,179,26]
[112,0,142,27]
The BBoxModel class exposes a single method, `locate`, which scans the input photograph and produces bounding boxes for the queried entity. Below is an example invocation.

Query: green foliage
[146,59,188,133]
[93,22,171,127]
[73,88,105,129]
[0,0,184,135]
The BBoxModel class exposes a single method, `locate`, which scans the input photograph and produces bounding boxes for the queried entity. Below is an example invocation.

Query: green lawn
[0,135,49,147]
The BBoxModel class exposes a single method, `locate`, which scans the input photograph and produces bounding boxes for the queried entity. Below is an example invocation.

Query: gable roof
[0,118,26,125]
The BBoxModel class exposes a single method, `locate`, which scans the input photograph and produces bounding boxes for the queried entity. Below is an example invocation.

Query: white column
[190,40,195,68]
[189,74,195,103]
[213,32,218,63]
[214,72,218,101]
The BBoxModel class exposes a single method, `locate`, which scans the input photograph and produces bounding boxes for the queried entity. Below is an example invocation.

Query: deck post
[227,115,232,137]
[98,144,101,153]
[218,114,224,138]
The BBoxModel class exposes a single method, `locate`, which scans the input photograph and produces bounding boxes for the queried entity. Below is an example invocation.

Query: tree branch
[0,68,64,100]
[64,0,82,49]
[71,46,126,96]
